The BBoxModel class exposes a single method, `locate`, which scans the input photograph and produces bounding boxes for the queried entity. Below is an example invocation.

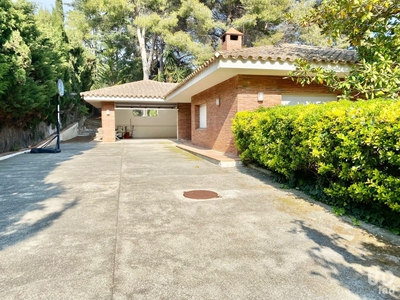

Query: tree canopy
[0,0,93,129]
[68,0,339,85]
[290,0,400,99]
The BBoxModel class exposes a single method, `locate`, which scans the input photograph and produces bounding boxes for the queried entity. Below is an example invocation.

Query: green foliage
[332,207,346,216]
[80,105,90,115]
[290,0,400,99]
[0,0,60,127]
[69,0,337,83]
[0,0,94,136]
[232,99,400,232]
[9,144,21,152]
[351,217,361,226]
[201,0,342,47]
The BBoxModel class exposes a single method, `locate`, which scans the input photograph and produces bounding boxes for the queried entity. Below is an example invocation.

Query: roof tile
[218,44,358,64]
[166,44,358,96]
[81,80,178,98]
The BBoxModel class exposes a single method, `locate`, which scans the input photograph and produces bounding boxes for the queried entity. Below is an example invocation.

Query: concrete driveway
[0,139,399,300]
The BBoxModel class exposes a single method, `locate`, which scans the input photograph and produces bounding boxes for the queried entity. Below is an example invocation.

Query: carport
[81,81,179,141]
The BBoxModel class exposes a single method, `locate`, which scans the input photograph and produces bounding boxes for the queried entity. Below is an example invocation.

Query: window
[281,94,337,106]
[132,109,144,117]
[147,109,158,117]
[132,109,159,117]
[199,104,206,128]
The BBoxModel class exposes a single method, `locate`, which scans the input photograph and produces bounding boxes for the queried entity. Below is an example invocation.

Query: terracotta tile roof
[217,43,358,64]
[81,80,178,99]
[222,28,244,36]
[166,44,357,97]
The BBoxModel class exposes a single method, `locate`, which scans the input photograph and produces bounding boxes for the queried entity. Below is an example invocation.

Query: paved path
[0,140,399,300]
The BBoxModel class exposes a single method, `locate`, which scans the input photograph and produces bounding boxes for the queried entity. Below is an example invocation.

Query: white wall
[281,94,337,106]
[115,109,177,138]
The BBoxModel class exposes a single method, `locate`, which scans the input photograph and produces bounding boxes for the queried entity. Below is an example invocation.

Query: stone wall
[0,122,56,153]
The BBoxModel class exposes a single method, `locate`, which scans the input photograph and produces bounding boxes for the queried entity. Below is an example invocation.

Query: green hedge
[232,99,400,232]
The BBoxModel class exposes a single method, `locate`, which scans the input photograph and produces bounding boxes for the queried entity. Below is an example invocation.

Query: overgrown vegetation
[291,0,399,100]
[232,99,400,234]
[0,0,93,152]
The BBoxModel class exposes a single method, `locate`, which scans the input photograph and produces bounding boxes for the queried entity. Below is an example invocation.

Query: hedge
[232,99,400,232]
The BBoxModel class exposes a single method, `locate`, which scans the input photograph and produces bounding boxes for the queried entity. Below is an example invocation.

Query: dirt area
[84,115,102,129]
[62,115,102,144]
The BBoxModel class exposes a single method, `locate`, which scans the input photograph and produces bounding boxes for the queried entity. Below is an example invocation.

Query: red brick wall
[237,75,333,111]
[101,102,115,142]
[191,76,239,154]
[189,75,336,155]
[177,103,191,140]
[222,35,243,51]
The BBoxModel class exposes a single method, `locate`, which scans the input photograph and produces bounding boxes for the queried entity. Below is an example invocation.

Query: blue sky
[34,0,72,11]
[34,0,55,10]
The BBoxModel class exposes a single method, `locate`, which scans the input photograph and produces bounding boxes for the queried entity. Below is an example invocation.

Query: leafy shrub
[232,99,400,233]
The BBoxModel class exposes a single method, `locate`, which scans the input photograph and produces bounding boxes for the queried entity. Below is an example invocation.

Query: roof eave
[82,96,168,109]
[165,58,352,103]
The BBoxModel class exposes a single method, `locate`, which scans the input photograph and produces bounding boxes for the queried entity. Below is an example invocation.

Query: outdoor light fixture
[257,92,264,102]
[106,109,110,116]
[216,98,220,106]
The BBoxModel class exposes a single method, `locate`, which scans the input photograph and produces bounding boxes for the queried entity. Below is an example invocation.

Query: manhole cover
[183,190,220,200]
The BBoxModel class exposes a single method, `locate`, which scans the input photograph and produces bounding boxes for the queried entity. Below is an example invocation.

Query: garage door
[281,94,337,106]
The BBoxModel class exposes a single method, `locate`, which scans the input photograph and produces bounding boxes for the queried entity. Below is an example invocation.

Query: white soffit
[166,58,352,103]
[84,96,167,108]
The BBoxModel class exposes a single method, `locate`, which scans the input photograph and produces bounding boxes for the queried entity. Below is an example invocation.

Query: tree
[202,0,340,47]
[68,0,340,85]
[69,0,142,86]
[131,0,220,80]
[0,0,16,97]
[70,0,222,82]
[0,0,62,127]
[0,0,94,130]
[36,1,95,125]
[290,0,400,99]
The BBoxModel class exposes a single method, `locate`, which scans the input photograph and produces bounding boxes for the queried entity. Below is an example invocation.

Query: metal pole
[56,94,60,151]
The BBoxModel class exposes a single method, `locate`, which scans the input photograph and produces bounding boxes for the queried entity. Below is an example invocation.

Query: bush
[232,99,400,233]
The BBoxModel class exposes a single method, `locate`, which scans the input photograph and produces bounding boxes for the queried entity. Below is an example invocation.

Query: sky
[33,0,72,11]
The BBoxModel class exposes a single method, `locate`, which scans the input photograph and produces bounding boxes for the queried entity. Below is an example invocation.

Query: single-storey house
[81,28,357,155]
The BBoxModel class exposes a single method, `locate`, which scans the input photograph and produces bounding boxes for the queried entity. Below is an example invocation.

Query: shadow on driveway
[290,220,400,299]
[0,143,96,250]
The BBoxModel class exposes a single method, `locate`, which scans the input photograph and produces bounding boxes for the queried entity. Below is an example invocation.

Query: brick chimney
[221,28,243,51]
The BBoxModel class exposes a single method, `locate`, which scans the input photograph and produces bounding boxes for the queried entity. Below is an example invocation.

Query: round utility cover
[183,190,219,200]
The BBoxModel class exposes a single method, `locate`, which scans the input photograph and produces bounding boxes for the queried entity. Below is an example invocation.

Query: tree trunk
[137,27,150,80]
[137,27,157,80]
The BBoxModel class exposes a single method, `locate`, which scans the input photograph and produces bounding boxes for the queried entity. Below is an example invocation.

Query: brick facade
[177,103,191,140]
[191,76,239,154]
[189,75,335,155]
[101,102,115,142]
[236,75,331,111]
[221,34,243,51]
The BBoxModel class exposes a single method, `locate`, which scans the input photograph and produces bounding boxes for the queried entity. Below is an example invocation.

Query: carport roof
[81,80,178,99]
